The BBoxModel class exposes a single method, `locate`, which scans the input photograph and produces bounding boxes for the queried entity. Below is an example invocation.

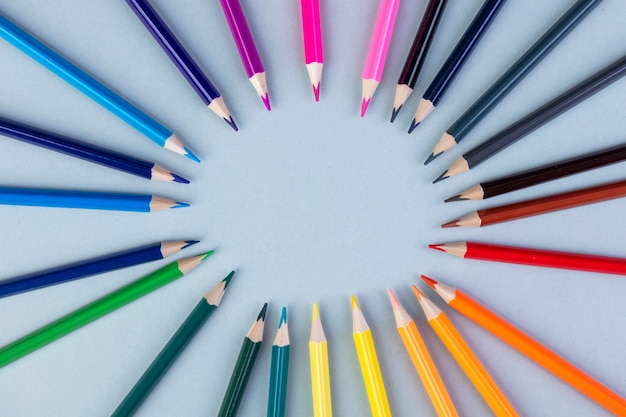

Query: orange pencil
[387,290,458,417]
[412,286,519,417]
[421,275,626,416]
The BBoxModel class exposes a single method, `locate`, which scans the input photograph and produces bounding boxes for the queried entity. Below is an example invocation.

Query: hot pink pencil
[361,0,401,117]
[300,0,324,101]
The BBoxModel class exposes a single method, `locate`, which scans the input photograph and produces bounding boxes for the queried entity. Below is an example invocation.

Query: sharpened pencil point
[429,244,444,252]
[407,119,419,134]
[183,148,201,163]
[225,117,239,132]
[351,295,360,310]
[433,171,449,184]
[182,240,200,249]
[421,275,438,289]
[222,270,235,288]
[172,173,190,184]
[172,201,190,209]
[390,106,402,123]
[360,98,371,118]
[387,289,400,308]
[312,303,320,320]
[411,285,426,299]
[313,82,320,101]
[424,152,440,165]
[441,219,460,228]
[261,93,271,111]
[279,307,287,327]
[444,194,465,203]
[257,303,268,320]
[200,250,215,261]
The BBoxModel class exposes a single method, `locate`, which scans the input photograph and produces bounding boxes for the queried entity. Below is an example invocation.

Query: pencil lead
[421,275,438,289]
[433,171,449,184]
[360,98,371,118]
[424,152,441,165]
[444,194,465,203]
[411,285,426,299]
[390,105,402,123]
[200,250,215,261]
[257,303,268,320]
[312,82,321,101]
[261,93,271,111]
[387,289,400,309]
[172,201,190,209]
[171,173,190,184]
[222,270,235,288]
[351,295,360,310]
[225,116,239,132]
[183,147,201,163]
[428,243,445,252]
[182,240,200,249]
[441,219,460,228]
[408,119,419,134]
[279,307,287,327]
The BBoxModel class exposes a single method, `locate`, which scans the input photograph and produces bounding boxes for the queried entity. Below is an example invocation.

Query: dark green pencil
[217,303,268,417]
[110,271,235,417]
[425,0,603,164]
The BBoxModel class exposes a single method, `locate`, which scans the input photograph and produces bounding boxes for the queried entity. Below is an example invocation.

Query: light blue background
[0,0,625,415]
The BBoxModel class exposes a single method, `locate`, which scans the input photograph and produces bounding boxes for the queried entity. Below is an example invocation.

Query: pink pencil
[300,0,324,101]
[361,0,401,117]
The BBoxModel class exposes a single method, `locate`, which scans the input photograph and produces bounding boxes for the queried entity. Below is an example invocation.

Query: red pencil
[429,241,626,276]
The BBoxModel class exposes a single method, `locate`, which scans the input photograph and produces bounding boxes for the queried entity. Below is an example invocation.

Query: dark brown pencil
[442,178,626,227]
[446,143,626,202]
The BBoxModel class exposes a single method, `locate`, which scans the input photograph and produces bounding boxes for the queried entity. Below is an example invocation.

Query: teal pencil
[267,307,290,417]
[110,271,235,417]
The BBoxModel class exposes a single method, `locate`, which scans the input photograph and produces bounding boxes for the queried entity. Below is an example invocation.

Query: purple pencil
[219,0,271,111]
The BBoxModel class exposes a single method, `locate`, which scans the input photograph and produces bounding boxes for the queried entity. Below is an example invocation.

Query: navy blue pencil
[0,117,188,183]
[0,240,198,299]
[0,187,189,212]
[125,0,238,131]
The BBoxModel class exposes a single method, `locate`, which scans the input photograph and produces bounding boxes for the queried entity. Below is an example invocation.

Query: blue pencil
[0,240,198,299]
[0,117,189,183]
[0,14,200,162]
[0,187,189,212]
[125,0,238,131]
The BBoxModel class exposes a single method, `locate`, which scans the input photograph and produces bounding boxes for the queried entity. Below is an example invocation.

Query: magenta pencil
[361,0,401,117]
[219,0,270,111]
[300,0,324,101]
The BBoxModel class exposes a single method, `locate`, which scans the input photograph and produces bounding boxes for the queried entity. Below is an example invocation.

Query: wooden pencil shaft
[111,300,214,417]
[464,242,626,275]
[218,338,262,417]
[267,345,290,417]
[447,0,602,142]
[397,0,447,87]
[464,55,626,169]
[0,260,189,368]
[125,0,220,104]
[476,178,626,226]
[422,0,507,105]
[480,143,626,199]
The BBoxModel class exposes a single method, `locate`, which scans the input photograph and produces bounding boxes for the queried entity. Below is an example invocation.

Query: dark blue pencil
[0,117,188,183]
[0,187,189,212]
[125,0,237,130]
[409,0,508,132]
[0,240,198,299]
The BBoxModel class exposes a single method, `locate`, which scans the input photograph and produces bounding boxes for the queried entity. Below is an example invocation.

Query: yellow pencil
[387,290,459,417]
[413,286,520,417]
[309,303,332,417]
[351,295,393,417]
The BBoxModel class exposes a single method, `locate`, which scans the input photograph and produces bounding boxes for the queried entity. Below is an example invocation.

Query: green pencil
[110,270,234,417]
[0,251,213,369]
[217,303,268,417]
[267,307,290,417]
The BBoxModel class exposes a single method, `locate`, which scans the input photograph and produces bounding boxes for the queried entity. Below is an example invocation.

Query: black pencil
[391,0,448,123]
[436,55,626,183]
[446,143,626,202]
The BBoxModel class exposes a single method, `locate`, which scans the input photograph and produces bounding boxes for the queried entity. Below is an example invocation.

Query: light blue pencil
[0,14,199,162]
[0,187,189,212]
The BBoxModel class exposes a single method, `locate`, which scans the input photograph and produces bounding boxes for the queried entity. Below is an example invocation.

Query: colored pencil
[430,241,626,276]
[425,0,602,164]
[0,117,188,183]
[412,287,518,417]
[300,0,324,101]
[0,187,188,212]
[422,276,626,416]
[309,303,332,417]
[0,15,199,162]
[0,252,213,369]
[351,296,392,417]
[267,307,290,417]
[0,240,198,299]
[219,0,271,111]
[447,143,626,202]
[441,178,626,228]
[391,0,448,122]
[218,303,268,417]
[360,0,401,117]
[436,55,626,182]
[388,290,458,417]
[409,0,507,132]
[124,0,237,131]
[111,271,234,417]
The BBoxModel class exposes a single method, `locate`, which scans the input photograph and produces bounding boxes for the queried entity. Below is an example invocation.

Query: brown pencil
[442,178,626,228]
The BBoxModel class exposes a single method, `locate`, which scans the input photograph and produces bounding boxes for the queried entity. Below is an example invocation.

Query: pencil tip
[408,119,419,134]
[172,201,190,209]
[225,116,238,132]
[351,295,359,309]
[313,82,320,101]
[279,307,287,326]
[360,98,371,117]
[258,303,268,320]
[428,244,444,252]
[433,171,449,184]
[312,303,320,319]
[387,289,399,307]
[222,270,235,287]
[183,148,201,163]
[261,93,271,111]
[182,240,200,249]
[199,250,215,261]
[444,194,464,203]
[441,219,460,228]
[421,275,438,288]
[390,106,401,123]
[424,152,440,165]
[172,173,190,184]
[411,284,426,299]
